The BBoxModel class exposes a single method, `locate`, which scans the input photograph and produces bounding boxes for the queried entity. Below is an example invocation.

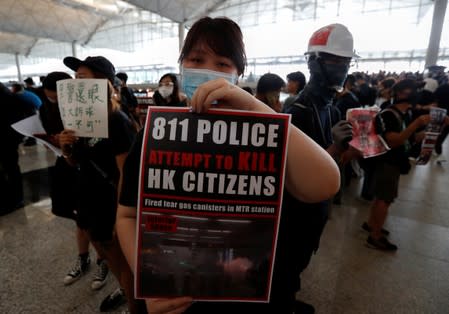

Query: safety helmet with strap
[306,23,359,58]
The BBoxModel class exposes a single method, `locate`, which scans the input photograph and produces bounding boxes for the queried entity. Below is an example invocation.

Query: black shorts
[374,162,401,203]
[77,171,118,242]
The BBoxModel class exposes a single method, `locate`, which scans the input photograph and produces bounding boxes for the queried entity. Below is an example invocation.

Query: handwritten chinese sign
[57,79,109,138]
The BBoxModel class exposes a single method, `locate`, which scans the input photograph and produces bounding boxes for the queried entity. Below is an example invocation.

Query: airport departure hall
[2,1,449,313]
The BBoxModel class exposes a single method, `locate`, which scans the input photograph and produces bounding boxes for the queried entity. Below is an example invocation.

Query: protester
[283,71,306,110]
[116,16,340,314]
[0,83,27,215]
[282,23,356,312]
[152,73,187,107]
[115,72,140,127]
[363,79,448,250]
[59,56,144,313]
[255,73,285,112]
[36,71,112,295]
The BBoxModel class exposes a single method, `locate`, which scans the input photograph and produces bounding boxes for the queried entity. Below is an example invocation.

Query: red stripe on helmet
[309,25,334,46]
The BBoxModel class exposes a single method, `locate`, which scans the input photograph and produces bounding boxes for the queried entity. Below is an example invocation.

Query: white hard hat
[306,23,359,58]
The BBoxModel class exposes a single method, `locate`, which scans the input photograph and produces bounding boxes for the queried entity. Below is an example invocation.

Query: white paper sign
[57,79,109,138]
[11,114,62,156]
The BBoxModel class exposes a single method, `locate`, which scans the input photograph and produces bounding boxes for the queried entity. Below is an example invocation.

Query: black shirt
[375,107,412,166]
[119,127,307,313]
[334,91,359,119]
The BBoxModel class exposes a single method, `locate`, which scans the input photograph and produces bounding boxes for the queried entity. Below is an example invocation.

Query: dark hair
[24,77,34,85]
[42,72,72,91]
[116,72,128,83]
[287,71,306,93]
[179,17,246,76]
[344,74,356,87]
[153,73,181,105]
[256,73,285,94]
[392,79,416,95]
[380,78,396,90]
[12,83,24,92]
[241,86,253,95]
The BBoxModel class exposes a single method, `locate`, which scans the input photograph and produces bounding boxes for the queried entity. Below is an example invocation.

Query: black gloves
[331,120,353,150]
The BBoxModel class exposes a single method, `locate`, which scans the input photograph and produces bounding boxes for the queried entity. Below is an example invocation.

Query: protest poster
[135,107,290,302]
[416,107,447,165]
[56,79,108,138]
[347,107,389,158]
[11,114,62,156]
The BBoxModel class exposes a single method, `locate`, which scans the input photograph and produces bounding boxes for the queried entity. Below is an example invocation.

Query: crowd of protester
[2,16,449,314]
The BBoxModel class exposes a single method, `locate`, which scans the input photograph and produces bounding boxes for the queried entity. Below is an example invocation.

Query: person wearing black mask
[282,23,355,313]
[363,79,436,251]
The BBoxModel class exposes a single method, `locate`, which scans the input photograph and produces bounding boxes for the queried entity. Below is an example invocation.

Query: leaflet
[135,107,290,302]
[347,107,389,158]
[416,107,447,165]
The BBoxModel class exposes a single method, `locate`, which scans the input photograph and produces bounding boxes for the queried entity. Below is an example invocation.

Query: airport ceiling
[0,0,435,63]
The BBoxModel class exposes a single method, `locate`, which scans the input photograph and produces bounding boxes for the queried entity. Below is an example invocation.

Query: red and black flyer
[135,107,290,302]
[346,107,390,158]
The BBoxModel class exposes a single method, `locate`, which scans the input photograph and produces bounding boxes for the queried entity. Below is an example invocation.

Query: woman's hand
[58,130,78,157]
[189,78,273,114]
[145,297,193,314]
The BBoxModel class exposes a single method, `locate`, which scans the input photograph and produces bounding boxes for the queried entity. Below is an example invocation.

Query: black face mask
[322,63,349,92]
[308,58,349,94]
[393,91,418,105]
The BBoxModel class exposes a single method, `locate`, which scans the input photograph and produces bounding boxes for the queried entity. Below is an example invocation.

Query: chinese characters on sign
[57,79,109,138]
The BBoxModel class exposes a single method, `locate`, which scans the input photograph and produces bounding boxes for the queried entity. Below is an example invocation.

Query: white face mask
[158,85,174,99]
[181,67,237,99]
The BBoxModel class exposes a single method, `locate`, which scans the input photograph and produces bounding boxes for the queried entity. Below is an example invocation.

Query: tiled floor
[1,143,449,313]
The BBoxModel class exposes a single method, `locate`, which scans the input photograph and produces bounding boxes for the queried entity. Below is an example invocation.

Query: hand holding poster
[56,79,108,138]
[347,107,389,158]
[416,107,447,165]
[136,107,290,302]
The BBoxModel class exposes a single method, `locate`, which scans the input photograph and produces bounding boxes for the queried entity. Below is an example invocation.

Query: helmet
[306,23,359,58]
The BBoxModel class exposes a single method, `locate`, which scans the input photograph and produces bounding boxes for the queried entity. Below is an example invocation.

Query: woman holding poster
[58,56,144,313]
[117,17,340,314]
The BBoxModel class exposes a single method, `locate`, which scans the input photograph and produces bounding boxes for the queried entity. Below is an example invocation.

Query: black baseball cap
[63,56,115,83]
[42,72,72,91]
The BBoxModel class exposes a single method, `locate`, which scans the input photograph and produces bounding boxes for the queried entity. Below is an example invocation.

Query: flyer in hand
[135,107,290,302]
[416,107,447,165]
[347,107,389,158]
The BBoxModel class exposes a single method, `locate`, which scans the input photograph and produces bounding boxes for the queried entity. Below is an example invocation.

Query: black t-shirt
[119,128,143,207]
[77,110,136,187]
[119,128,309,313]
[281,87,332,263]
[375,107,412,165]
[283,89,340,149]
[39,100,64,135]
[334,91,359,119]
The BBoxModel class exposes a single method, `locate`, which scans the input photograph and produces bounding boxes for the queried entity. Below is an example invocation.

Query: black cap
[24,77,34,85]
[63,56,115,83]
[42,72,72,91]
